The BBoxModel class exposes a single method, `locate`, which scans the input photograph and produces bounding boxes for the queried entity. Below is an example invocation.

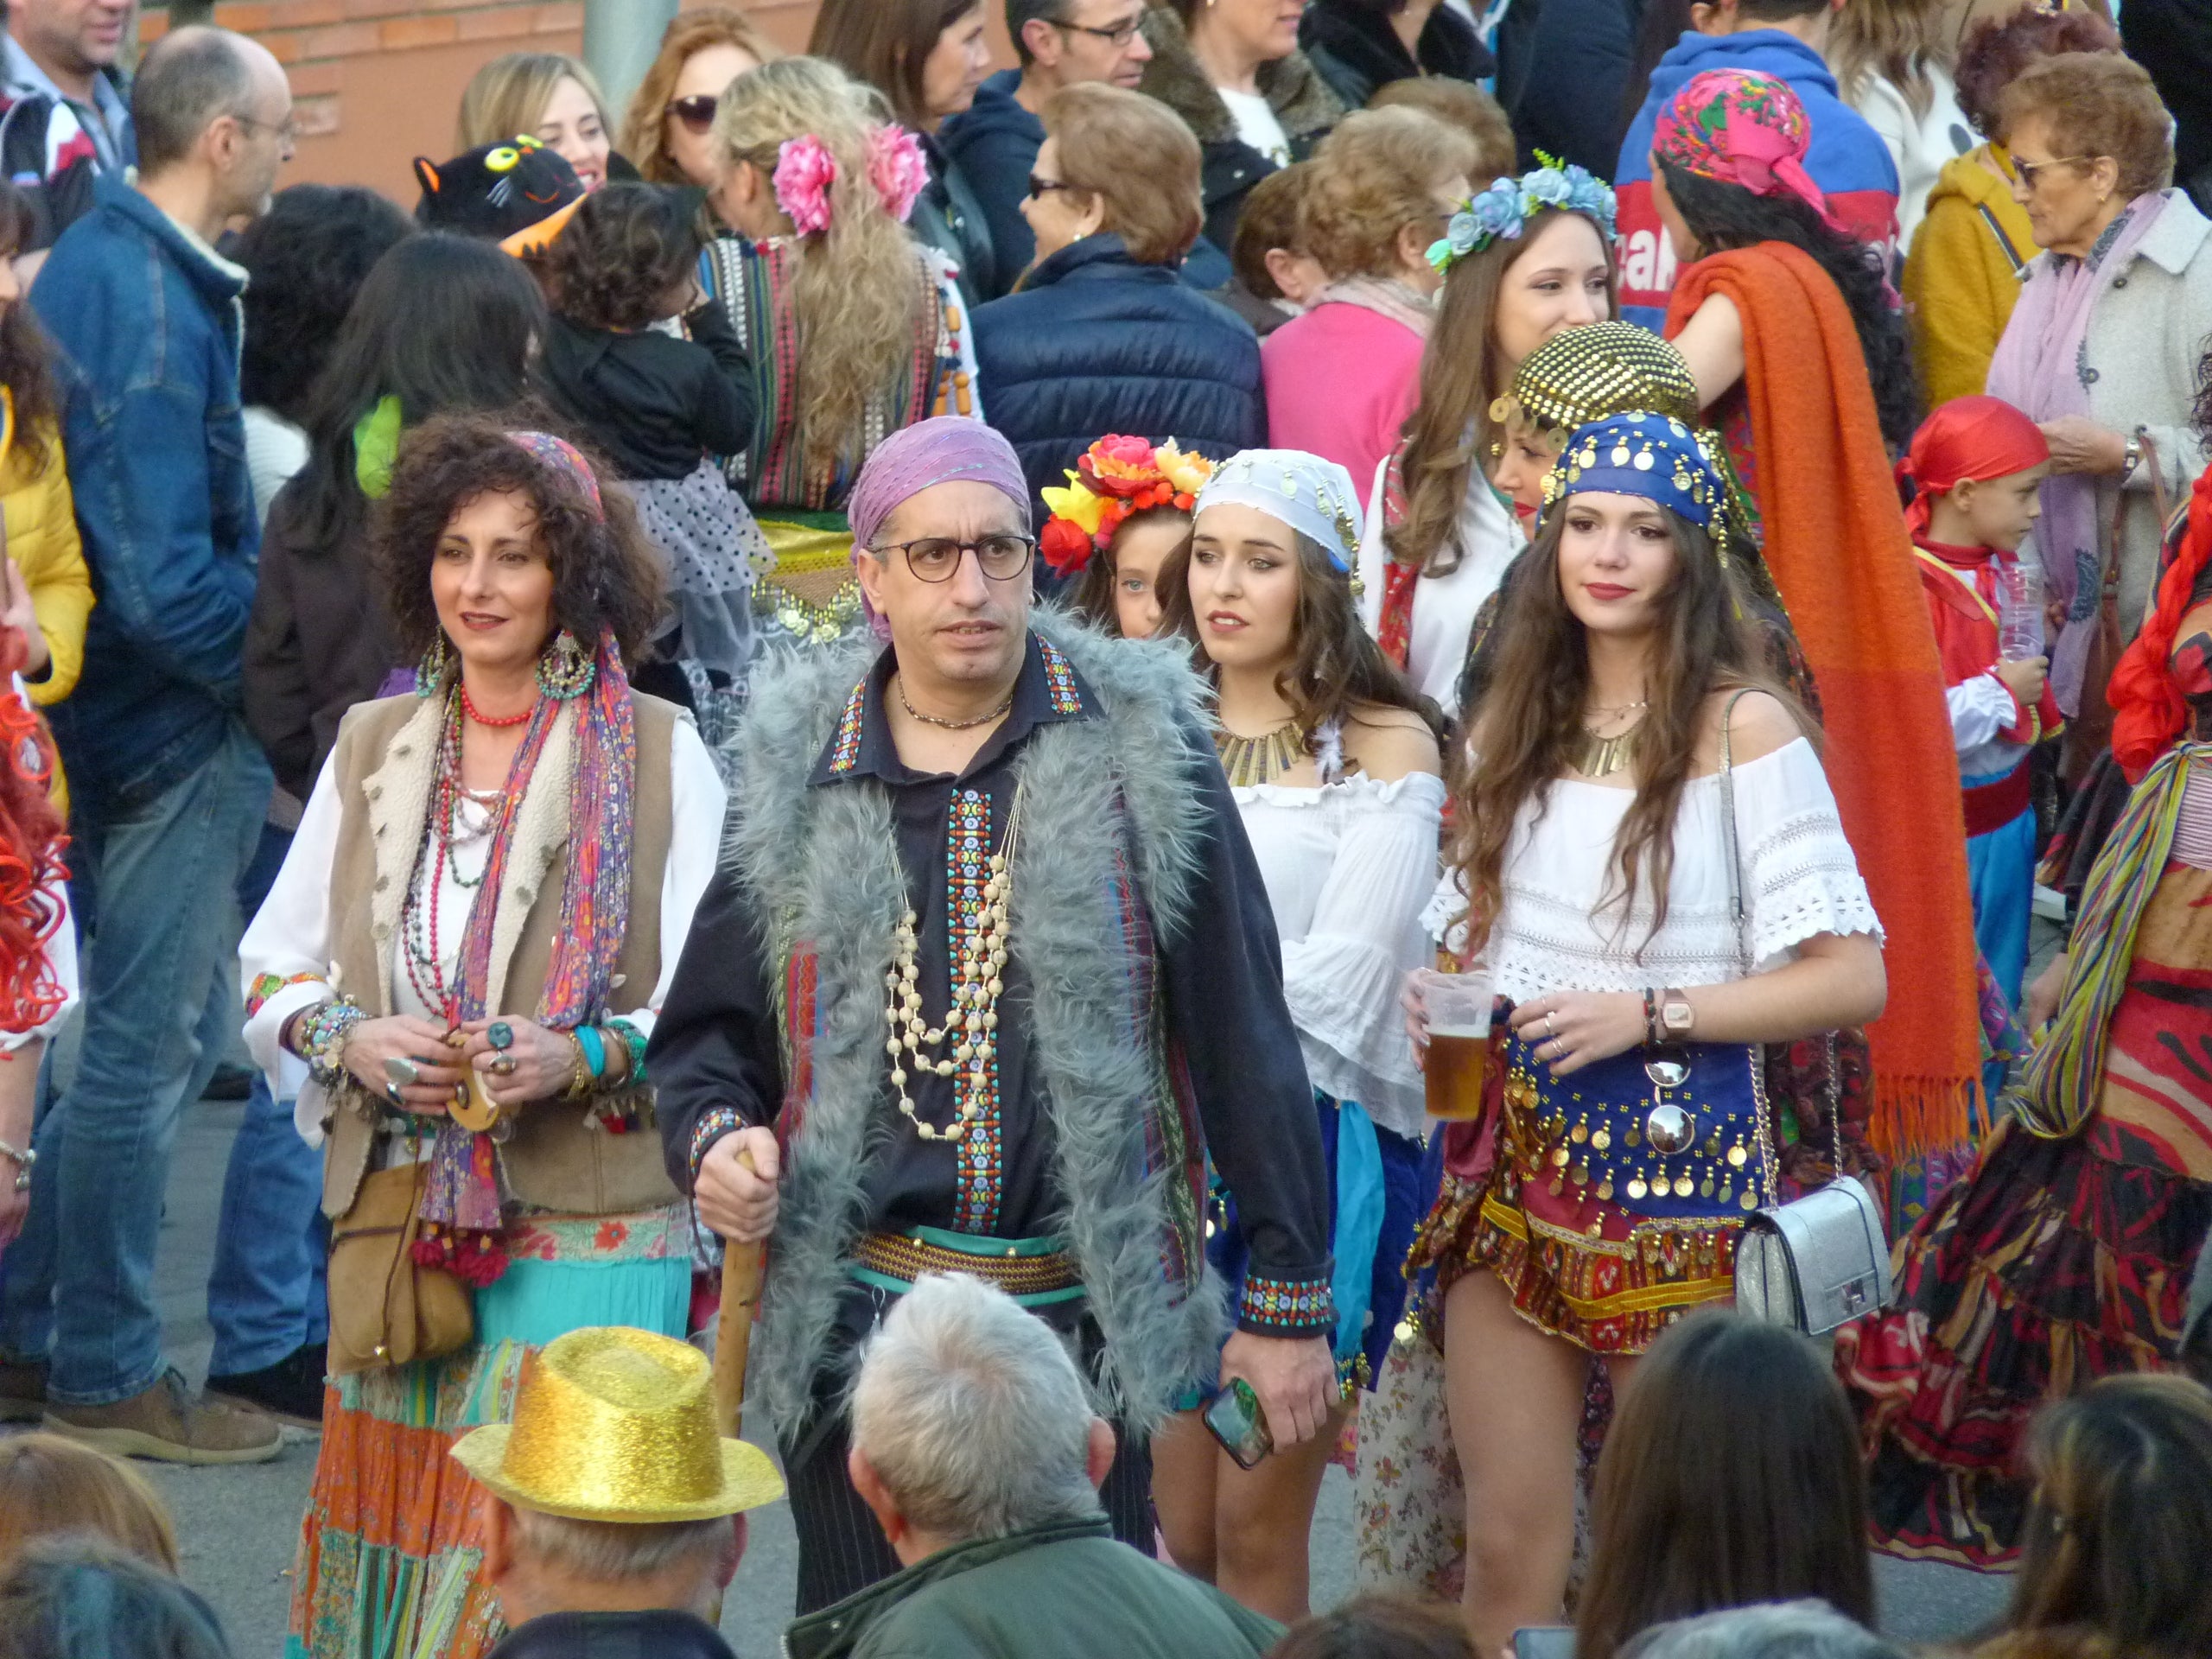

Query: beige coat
[315,690,683,1222]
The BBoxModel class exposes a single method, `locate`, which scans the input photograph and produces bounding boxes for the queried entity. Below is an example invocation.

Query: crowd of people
[1,0,2211,1656]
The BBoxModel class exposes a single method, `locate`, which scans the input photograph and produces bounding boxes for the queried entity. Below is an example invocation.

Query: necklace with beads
[461,681,537,728]
[1215,718,1306,788]
[885,784,1026,1142]
[399,690,517,1017]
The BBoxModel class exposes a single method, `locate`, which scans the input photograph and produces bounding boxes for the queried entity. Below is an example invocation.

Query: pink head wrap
[506,429,604,519]
[1653,69,1847,235]
[849,417,1032,550]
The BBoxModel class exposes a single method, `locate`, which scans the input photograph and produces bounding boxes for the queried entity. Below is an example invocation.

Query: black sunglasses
[665,94,718,135]
[1027,173,1073,200]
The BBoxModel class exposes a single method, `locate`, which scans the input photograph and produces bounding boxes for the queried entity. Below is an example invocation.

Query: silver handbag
[1713,691,1892,1336]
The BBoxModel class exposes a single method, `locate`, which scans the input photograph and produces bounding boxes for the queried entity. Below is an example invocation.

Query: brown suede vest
[315,690,682,1220]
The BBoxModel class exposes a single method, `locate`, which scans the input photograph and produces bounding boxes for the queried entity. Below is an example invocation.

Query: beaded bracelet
[293,996,365,1088]
[606,1018,648,1084]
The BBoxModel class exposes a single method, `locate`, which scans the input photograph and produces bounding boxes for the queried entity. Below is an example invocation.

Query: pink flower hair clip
[866,124,928,224]
[772,134,838,236]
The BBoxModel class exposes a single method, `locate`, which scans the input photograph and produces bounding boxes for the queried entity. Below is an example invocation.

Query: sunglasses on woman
[665,94,718,135]
[1027,174,1072,200]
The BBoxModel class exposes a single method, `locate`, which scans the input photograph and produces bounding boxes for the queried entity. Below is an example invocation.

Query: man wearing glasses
[941,0,1153,289]
[651,418,1336,1615]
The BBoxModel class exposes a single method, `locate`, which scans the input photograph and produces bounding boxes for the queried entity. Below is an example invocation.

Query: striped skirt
[284,1205,691,1659]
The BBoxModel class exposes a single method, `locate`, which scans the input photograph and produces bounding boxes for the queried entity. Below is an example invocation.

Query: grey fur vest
[726,615,1231,1436]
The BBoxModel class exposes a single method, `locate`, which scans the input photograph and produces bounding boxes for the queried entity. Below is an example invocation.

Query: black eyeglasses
[1027,173,1072,200]
[665,94,718,135]
[871,535,1036,583]
[1050,14,1143,47]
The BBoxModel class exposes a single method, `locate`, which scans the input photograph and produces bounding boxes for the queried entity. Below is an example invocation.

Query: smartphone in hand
[1203,1376,1274,1469]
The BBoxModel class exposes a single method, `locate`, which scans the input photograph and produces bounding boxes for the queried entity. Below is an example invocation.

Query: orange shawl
[1669,243,1980,1160]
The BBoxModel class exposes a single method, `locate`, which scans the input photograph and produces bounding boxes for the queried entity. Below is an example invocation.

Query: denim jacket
[32,174,257,809]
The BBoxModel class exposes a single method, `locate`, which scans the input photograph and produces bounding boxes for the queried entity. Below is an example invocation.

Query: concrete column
[583,0,682,125]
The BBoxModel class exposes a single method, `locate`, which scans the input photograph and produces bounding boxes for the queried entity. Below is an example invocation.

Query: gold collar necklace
[1215,719,1306,788]
[1576,714,1645,779]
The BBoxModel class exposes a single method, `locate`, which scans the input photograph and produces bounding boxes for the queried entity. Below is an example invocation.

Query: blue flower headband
[1427,158,1618,276]
[1540,412,1731,560]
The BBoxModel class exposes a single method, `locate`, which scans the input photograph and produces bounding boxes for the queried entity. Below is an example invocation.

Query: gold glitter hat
[450,1326,785,1522]
[1496,321,1701,437]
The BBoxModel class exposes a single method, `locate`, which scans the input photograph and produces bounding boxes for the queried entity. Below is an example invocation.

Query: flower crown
[1039,435,1216,578]
[772,124,928,236]
[1427,156,1618,276]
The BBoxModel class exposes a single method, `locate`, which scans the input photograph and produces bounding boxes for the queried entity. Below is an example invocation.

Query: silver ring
[1549,1037,1567,1060]
[384,1054,421,1087]
[492,1055,518,1077]
[1545,1011,1558,1037]
[385,1080,404,1105]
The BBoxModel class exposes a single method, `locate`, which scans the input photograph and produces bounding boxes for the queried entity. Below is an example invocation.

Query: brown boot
[0,1356,42,1423]
[45,1368,283,1465]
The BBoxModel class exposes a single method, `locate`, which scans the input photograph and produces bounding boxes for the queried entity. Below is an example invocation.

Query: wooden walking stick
[712,1145,765,1437]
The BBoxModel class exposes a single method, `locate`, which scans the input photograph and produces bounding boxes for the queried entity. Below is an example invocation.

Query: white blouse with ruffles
[240,713,728,1144]
[1234,769,1446,1141]
[1430,737,1881,1003]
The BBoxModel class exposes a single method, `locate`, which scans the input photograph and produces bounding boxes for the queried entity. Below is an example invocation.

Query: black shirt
[535,303,756,482]
[649,632,1334,1336]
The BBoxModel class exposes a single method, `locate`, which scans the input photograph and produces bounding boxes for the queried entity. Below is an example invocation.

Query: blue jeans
[0,721,270,1404]
[205,822,327,1376]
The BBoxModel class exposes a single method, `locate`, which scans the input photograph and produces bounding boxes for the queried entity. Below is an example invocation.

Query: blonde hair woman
[456,50,614,191]
[0,1436,177,1574]
[1830,0,1973,244]
[702,55,979,653]
[619,7,784,188]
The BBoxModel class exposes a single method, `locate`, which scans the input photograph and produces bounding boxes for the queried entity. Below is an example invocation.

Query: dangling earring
[536,627,595,700]
[414,632,451,697]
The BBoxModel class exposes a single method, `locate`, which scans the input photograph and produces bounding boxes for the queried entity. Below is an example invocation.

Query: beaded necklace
[399,690,517,1020]
[884,782,1025,1141]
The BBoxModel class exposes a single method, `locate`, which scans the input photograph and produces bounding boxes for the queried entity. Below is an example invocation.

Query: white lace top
[1430,737,1880,1002]
[1234,770,1446,1141]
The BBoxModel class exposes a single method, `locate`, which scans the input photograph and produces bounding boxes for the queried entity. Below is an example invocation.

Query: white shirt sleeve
[1946,672,2017,753]
[1279,772,1445,1138]
[629,715,729,1042]
[238,753,344,1122]
[1732,740,1885,966]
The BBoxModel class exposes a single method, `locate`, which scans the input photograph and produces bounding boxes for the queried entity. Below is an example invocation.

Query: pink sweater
[1261,302,1427,494]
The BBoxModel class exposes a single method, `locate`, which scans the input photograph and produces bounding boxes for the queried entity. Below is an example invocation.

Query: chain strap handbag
[1711,691,1891,1335]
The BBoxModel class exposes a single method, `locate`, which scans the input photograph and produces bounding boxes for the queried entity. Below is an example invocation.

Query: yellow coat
[0,389,92,709]
[1904,144,2039,409]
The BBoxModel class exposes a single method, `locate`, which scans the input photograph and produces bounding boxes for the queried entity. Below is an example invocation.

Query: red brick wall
[143,0,842,206]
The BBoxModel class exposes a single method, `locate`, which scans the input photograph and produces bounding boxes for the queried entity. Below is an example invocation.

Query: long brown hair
[0,1435,178,1575]
[1154,522,1443,745]
[1451,502,1779,956]
[2005,1374,2212,1658]
[1830,0,1956,119]
[1385,207,1616,580]
[620,6,784,183]
[1575,1313,1874,1659]
[809,0,981,130]
[0,182,59,478]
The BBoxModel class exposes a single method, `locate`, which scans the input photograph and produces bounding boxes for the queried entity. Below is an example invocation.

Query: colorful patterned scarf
[1653,69,1846,235]
[417,632,639,1260]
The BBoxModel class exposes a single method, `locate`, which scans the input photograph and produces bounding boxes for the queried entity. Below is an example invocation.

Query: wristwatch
[1660,989,1695,1037]
[2120,429,2144,483]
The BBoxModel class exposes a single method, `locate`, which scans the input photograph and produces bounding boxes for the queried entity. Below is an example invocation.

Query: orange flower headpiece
[1038,435,1215,578]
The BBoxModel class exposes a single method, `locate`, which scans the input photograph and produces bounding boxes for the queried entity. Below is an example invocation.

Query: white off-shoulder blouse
[1234,769,1446,1141]
[1430,737,1881,1003]
[240,712,728,1143]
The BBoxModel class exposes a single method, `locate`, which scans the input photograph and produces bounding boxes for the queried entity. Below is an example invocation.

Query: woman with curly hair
[1656,69,1986,1201]
[1904,6,2120,407]
[702,54,979,655]
[535,180,766,687]
[242,414,727,1659]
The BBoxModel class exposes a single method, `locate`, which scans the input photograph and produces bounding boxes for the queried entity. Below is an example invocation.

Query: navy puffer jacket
[974,234,1266,512]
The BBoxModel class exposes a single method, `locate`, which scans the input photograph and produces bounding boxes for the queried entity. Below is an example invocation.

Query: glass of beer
[1420,970,1493,1122]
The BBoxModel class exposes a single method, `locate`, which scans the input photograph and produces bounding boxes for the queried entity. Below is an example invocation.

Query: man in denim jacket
[0,25,292,1463]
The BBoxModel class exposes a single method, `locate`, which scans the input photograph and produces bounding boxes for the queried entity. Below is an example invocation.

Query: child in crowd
[1903,395,2061,1012]
[1039,435,1215,639]
[535,179,770,687]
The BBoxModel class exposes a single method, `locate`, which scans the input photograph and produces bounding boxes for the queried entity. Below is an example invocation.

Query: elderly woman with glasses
[243,415,728,1659]
[1985,50,2212,760]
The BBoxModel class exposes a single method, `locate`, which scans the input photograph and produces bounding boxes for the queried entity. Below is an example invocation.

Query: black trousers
[784,1405,1156,1614]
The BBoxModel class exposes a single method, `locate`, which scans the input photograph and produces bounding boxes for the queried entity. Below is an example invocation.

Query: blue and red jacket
[1612,30,1899,332]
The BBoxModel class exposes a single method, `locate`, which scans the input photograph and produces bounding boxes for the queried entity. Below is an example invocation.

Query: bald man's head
[131,26,287,178]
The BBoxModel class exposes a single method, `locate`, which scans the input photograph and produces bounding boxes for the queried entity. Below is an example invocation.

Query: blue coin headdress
[1541,411,1732,561]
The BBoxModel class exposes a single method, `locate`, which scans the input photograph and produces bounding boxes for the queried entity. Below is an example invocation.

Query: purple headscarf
[849,417,1032,550]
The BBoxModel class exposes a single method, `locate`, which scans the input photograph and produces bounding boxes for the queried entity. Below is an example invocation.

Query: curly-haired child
[535,181,770,684]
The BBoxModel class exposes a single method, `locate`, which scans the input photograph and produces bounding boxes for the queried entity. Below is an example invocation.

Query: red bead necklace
[461,682,536,728]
